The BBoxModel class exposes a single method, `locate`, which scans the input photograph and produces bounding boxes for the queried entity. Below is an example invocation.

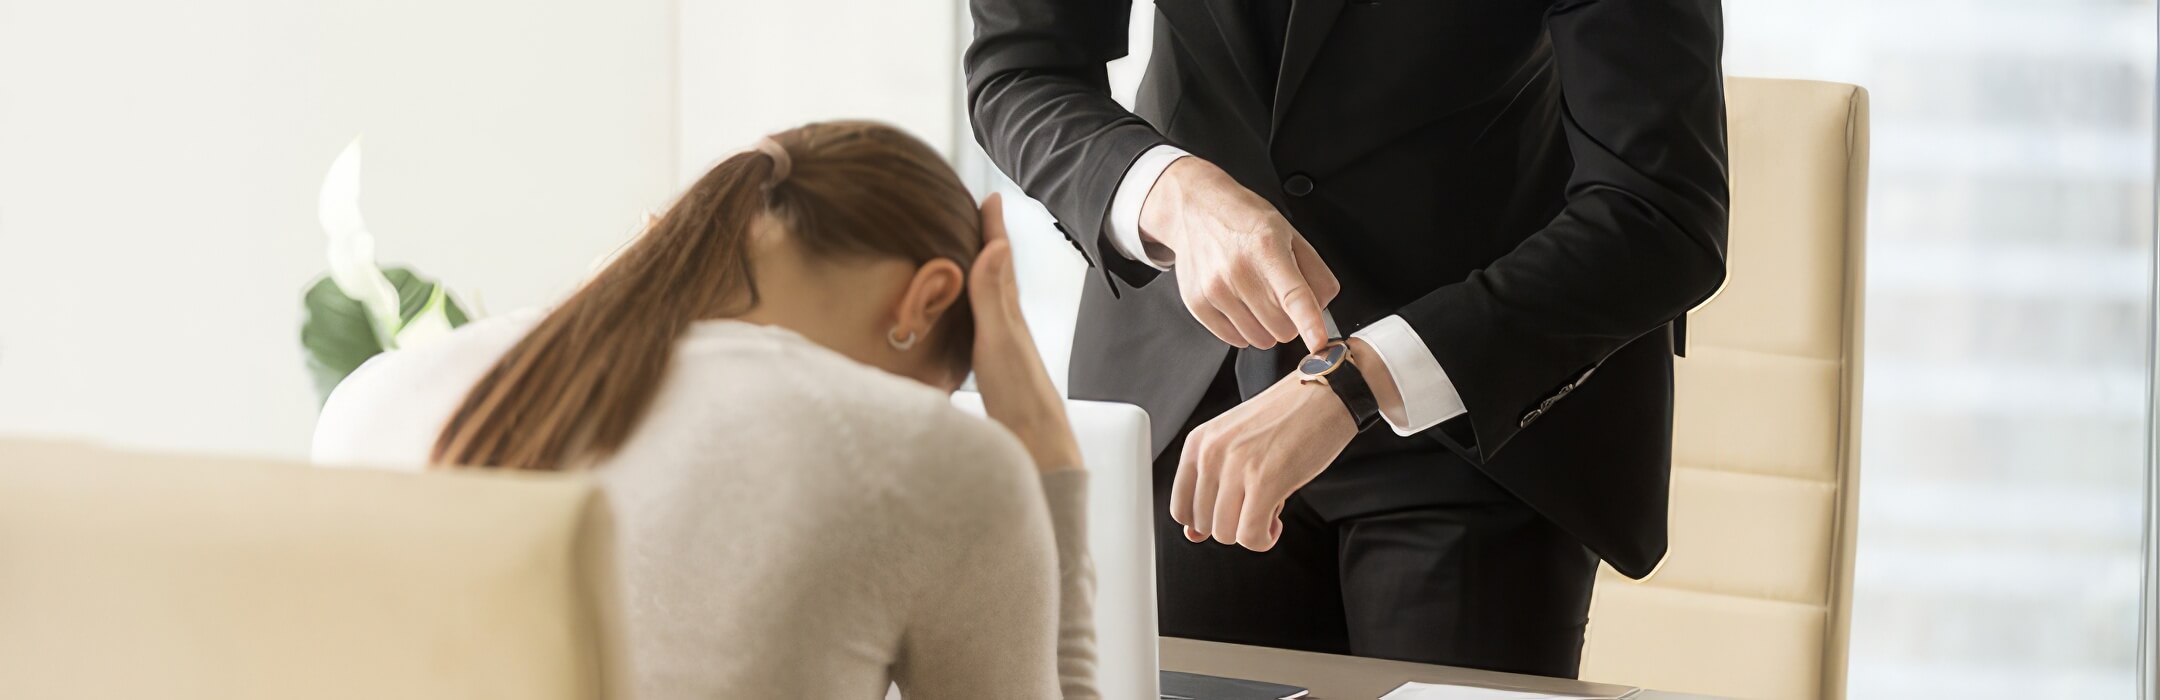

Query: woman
[313,121,1096,699]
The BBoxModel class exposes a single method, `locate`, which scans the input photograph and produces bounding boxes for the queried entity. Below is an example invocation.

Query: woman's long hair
[431,121,981,471]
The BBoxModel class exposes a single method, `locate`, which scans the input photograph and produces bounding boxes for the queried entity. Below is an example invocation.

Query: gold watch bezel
[1296,340,1351,384]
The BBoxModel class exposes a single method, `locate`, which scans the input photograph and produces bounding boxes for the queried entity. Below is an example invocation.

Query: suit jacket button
[1284,174,1315,197]
[1520,408,1543,428]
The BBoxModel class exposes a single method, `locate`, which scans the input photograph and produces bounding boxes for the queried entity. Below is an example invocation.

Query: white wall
[0,0,679,458]
[677,0,962,183]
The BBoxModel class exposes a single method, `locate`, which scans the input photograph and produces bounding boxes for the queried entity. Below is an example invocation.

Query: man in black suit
[966,0,1728,677]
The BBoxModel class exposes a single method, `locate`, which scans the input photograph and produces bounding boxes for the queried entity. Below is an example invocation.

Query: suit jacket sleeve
[965,0,1170,292]
[1401,0,1730,461]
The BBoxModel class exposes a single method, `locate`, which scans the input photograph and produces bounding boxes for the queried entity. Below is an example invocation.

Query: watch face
[1298,341,1350,377]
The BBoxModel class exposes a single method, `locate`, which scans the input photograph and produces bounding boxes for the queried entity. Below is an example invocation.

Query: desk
[1160,637,1726,700]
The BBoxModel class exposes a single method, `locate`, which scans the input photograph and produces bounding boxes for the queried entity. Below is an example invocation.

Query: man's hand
[1142,157,1340,352]
[1170,373,1359,552]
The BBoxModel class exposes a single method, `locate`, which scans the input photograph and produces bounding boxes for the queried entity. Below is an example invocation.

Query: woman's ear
[894,258,966,339]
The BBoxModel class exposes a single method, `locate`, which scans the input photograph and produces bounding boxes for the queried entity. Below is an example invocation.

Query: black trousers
[1153,366,1600,679]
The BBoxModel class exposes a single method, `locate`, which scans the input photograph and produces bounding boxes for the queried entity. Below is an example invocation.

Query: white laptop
[950,393,1160,700]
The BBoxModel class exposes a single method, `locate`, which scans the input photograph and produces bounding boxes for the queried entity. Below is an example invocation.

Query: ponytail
[433,121,980,471]
[431,150,781,470]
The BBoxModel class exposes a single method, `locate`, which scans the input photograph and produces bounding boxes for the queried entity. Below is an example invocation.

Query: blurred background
[0,1,2150,696]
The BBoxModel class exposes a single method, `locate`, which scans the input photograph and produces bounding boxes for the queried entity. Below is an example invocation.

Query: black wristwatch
[1296,340,1383,432]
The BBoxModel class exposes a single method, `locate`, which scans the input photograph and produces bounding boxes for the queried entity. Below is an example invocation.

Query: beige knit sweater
[313,314,1098,699]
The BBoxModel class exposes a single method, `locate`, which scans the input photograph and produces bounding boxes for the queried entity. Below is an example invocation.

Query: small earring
[887,327,919,351]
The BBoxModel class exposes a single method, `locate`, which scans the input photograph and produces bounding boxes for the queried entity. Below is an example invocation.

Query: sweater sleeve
[890,423,1064,699]
[1039,469,1099,700]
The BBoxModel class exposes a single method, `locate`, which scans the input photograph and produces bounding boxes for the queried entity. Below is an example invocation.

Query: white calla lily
[318,136,406,349]
[394,285,458,348]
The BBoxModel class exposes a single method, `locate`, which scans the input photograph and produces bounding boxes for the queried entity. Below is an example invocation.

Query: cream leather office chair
[0,440,626,700]
[1577,77,1869,700]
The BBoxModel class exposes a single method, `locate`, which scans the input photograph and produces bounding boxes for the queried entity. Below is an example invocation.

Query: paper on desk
[1379,681,1632,700]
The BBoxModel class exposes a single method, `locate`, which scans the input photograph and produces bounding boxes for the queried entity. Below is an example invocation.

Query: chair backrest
[1578,77,1870,700]
[0,439,626,700]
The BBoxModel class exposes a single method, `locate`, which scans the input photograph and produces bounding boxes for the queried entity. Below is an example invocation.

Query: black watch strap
[1324,358,1385,432]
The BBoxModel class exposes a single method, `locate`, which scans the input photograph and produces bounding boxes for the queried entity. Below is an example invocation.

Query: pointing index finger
[1258,245,1331,353]
[1282,285,1329,354]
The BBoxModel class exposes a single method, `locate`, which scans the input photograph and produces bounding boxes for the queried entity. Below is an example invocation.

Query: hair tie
[753,136,792,185]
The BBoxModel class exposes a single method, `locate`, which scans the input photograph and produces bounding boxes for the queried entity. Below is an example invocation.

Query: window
[1724,1,2154,696]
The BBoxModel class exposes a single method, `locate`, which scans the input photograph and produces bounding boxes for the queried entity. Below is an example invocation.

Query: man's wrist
[1343,338,1408,428]
[1294,377,1361,443]
[1138,157,1193,253]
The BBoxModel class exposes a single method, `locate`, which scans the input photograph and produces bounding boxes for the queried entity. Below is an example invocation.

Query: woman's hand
[969,194,1084,473]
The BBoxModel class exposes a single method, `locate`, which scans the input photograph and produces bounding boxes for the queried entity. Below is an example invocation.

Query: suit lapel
[1156,0,1271,133]
[1271,0,1346,137]
[1197,0,1273,109]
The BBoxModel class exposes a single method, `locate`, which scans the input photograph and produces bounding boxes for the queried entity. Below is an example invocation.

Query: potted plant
[299,138,471,405]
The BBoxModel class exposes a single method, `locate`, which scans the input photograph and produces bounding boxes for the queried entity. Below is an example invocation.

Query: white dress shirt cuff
[1351,315,1467,436]
[1104,145,1190,270]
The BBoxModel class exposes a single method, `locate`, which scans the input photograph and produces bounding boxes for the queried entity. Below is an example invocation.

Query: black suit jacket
[965,0,1728,578]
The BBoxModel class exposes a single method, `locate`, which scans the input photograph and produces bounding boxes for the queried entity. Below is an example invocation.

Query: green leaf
[301,266,470,406]
[301,277,382,405]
